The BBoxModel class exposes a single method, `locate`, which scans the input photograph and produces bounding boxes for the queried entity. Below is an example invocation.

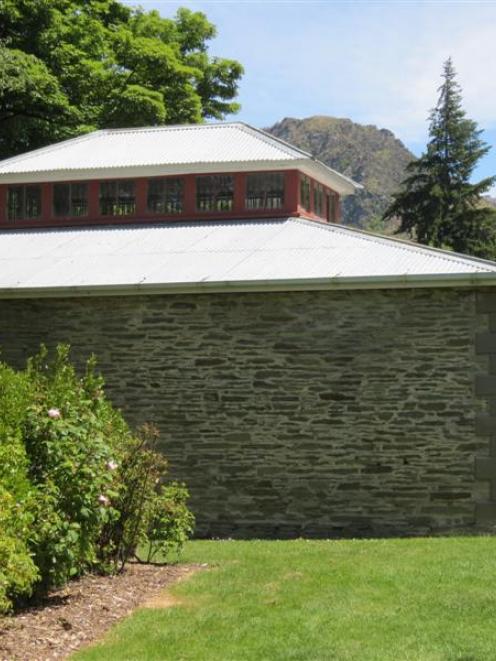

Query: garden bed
[0,562,205,661]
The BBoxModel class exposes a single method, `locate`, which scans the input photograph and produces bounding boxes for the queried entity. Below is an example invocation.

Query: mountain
[266,116,415,230]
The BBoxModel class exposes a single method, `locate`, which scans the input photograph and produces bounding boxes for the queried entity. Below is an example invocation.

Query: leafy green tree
[0,1,243,160]
[384,58,496,259]
[0,45,81,158]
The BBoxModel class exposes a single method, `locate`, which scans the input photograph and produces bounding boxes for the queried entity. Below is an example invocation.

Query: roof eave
[298,160,362,195]
[0,158,361,195]
[0,160,300,184]
[1,271,495,300]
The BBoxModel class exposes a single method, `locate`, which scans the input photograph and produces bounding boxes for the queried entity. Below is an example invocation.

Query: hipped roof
[0,123,360,195]
[1,217,495,299]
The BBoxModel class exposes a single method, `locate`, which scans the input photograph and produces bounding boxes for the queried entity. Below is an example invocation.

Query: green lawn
[74,537,496,661]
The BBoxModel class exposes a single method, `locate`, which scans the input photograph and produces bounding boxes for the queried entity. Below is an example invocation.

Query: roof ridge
[97,122,311,160]
[293,217,496,271]
[99,122,244,135]
[235,123,315,159]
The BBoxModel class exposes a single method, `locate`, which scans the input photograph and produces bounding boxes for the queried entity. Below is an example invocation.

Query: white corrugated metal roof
[0,124,299,173]
[1,217,495,298]
[0,123,360,195]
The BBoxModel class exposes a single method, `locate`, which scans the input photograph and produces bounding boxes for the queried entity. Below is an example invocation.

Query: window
[300,175,311,210]
[147,178,183,214]
[100,180,136,216]
[314,183,324,217]
[53,183,88,217]
[7,185,41,221]
[245,173,285,210]
[196,175,234,212]
[327,193,338,223]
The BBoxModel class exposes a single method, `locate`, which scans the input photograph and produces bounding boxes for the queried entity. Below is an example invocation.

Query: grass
[74,537,496,661]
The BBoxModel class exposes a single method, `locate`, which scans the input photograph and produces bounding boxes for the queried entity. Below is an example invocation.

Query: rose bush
[0,345,194,613]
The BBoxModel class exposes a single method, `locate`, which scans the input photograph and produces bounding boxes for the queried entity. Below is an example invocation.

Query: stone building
[1,123,496,537]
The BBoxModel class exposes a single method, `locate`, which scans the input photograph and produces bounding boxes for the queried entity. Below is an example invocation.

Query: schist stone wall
[1,287,496,537]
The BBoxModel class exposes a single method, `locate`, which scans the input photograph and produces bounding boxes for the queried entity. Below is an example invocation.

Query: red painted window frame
[4,183,43,222]
[0,169,339,229]
[52,181,90,220]
[297,172,341,223]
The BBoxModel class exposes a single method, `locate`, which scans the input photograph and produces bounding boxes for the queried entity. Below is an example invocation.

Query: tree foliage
[0,0,243,160]
[384,58,496,259]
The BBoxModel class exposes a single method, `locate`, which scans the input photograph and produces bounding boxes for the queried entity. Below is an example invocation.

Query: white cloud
[123,1,496,148]
[289,4,496,143]
[374,21,496,141]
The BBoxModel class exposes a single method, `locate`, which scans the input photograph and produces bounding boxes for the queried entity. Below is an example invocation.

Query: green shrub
[97,424,194,570]
[0,363,38,613]
[143,482,195,563]
[23,346,121,590]
[0,489,39,613]
[0,362,32,496]
[0,344,194,608]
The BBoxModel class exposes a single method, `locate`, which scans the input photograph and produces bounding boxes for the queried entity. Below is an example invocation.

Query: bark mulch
[0,562,206,661]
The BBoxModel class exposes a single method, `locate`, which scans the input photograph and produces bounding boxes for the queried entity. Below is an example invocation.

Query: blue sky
[123,0,496,193]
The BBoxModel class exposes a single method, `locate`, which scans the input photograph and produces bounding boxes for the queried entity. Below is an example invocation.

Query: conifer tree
[384,58,496,259]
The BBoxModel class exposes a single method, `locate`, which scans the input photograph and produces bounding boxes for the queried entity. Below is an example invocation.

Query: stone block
[475,415,496,436]
[475,375,496,396]
[475,456,496,480]
[476,291,496,314]
[475,502,496,524]
[475,333,496,354]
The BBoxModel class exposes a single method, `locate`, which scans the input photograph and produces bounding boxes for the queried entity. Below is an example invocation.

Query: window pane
[53,184,70,217]
[246,173,284,210]
[147,178,183,214]
[300,176,311,210]
[71,183,88,217]
[100,181,116,215]
[196,176,233,212]
[7,186,23,221]
[196,177,212,212]
[117,181,135,215]
[314,183,324,217]
[25,186,41,218]
[7,185,41,221]
[100,180,135,216]
[165,179,183,213]
[148,179,165,213]
[116,181,135,216]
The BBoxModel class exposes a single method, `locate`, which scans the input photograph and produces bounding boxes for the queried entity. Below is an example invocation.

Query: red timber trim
[135,178,147,216]
[0,169,339,230]
[0,185,5,224]
[335,195,342,223]
[88,180,100,218]
[233,172,247,215]
[296,172,341,224]
[285,170,299,213]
